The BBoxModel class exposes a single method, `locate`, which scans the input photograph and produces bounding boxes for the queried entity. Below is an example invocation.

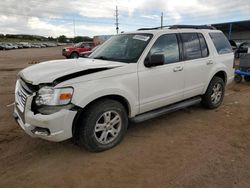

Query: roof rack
[137,25,170,31]
[137,25,217,31]
[169,25,217,30]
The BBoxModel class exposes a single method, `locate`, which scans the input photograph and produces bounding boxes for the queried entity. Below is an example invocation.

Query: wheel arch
[203,70,227,94]
[72,94,132,138]
[84,94,131,115]
[213,71,227,83]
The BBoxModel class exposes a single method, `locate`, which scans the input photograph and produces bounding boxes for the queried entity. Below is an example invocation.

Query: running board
[130,96,202,123]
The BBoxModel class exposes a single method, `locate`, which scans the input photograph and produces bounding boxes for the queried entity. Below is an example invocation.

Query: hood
[19,58,124,85]
[64,46,74,50]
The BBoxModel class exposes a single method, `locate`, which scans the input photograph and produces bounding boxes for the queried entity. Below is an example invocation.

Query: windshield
[89,33,153,63]
[74,42,82,47]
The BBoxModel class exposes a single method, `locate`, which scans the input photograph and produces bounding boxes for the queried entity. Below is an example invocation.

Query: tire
[75,99,128,152]
[244,76,250,82]
[70,52,79,59]
[234,75,242,83]
[202,77,225,109]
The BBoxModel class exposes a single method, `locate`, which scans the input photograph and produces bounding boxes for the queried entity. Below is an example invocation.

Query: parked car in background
[62,42,95,58]
[9,43,18,49]
[79,45,100,58]
[229,40,238,58]
[17,43,24,49]
[229,40,237,51]
[46,43,57,47]
[18,42,30,48]
[40,44,46,48]
[0,43,5,50]
[0,42,60,50]
[31,44,41,48]
[4,43,14,50]
[236,42,250,58]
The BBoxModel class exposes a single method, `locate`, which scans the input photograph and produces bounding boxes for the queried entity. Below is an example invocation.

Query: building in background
[212,20,250,42]
[93,35,113,45]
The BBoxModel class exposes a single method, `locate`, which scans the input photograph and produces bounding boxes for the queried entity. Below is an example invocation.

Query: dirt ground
[0,47,250,188]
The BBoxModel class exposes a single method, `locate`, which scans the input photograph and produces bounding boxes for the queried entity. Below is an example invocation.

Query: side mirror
[144,54,164,67]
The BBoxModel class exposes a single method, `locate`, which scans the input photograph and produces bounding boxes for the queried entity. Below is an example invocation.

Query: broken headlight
[35,86,73,106]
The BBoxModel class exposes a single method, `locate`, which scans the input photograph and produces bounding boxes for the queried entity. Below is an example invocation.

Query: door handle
[173,66,183,72]
[206,60,214,65]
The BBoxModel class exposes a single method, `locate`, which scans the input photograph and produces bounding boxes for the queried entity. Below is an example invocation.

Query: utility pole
[161,12,163,29]
[115,6,119,34]
[73,17,76,43]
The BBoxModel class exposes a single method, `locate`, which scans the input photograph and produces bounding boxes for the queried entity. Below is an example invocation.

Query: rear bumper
[227,75,234,85]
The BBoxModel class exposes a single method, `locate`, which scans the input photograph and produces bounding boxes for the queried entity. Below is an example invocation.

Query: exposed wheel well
[72,95,130,138]
[213,71,227,83]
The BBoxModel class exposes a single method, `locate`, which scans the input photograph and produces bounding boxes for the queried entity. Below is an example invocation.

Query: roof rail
[137,25,170,31]
[137,25,217,31]
[169,25,217,30]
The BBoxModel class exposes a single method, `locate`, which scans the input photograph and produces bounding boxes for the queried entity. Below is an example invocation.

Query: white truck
[14,25,234,152]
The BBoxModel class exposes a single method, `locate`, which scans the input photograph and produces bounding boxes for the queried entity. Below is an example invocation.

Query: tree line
[0,34,93,43]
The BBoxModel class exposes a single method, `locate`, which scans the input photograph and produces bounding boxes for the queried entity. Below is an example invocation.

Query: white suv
[14,25,234,152]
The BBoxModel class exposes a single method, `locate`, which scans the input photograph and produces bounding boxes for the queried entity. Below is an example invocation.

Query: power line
[73,17,76,41]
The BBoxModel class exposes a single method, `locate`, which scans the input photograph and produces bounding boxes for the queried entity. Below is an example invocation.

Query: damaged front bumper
[14,80,77,142]
[14,107,77,142]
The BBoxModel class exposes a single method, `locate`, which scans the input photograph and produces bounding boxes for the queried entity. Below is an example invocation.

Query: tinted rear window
[181,33,202,60]
[209,33,232,54]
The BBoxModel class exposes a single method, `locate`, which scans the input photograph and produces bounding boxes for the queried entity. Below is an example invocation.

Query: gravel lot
[0,47,250,188]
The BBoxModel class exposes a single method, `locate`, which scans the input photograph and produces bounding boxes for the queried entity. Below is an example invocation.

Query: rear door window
[181,33,202,60]
[209,32,232,54]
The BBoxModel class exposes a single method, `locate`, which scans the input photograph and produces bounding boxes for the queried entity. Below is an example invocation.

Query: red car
[62,42,95,58]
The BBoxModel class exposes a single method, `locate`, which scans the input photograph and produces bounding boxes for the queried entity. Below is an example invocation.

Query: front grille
[15,80,29,113]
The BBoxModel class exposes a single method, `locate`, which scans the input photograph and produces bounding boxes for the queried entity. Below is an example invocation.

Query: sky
[0,0,249,37]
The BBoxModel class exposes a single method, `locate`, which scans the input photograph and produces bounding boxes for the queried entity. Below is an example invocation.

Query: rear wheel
[70,52,79,59]
[234,75,242,83]
[75,99,128,152]
[202,77,225,109]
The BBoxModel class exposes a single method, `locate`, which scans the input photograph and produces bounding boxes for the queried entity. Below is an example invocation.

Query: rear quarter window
[209,32,232,55]
[198,33,209,57]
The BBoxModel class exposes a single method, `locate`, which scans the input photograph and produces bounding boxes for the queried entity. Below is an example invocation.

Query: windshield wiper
[93,56,109,60]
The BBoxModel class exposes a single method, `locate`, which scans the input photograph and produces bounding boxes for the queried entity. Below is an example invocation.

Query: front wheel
[76,99,128,152]
[70,52,79,59]
[202,77,225,109]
